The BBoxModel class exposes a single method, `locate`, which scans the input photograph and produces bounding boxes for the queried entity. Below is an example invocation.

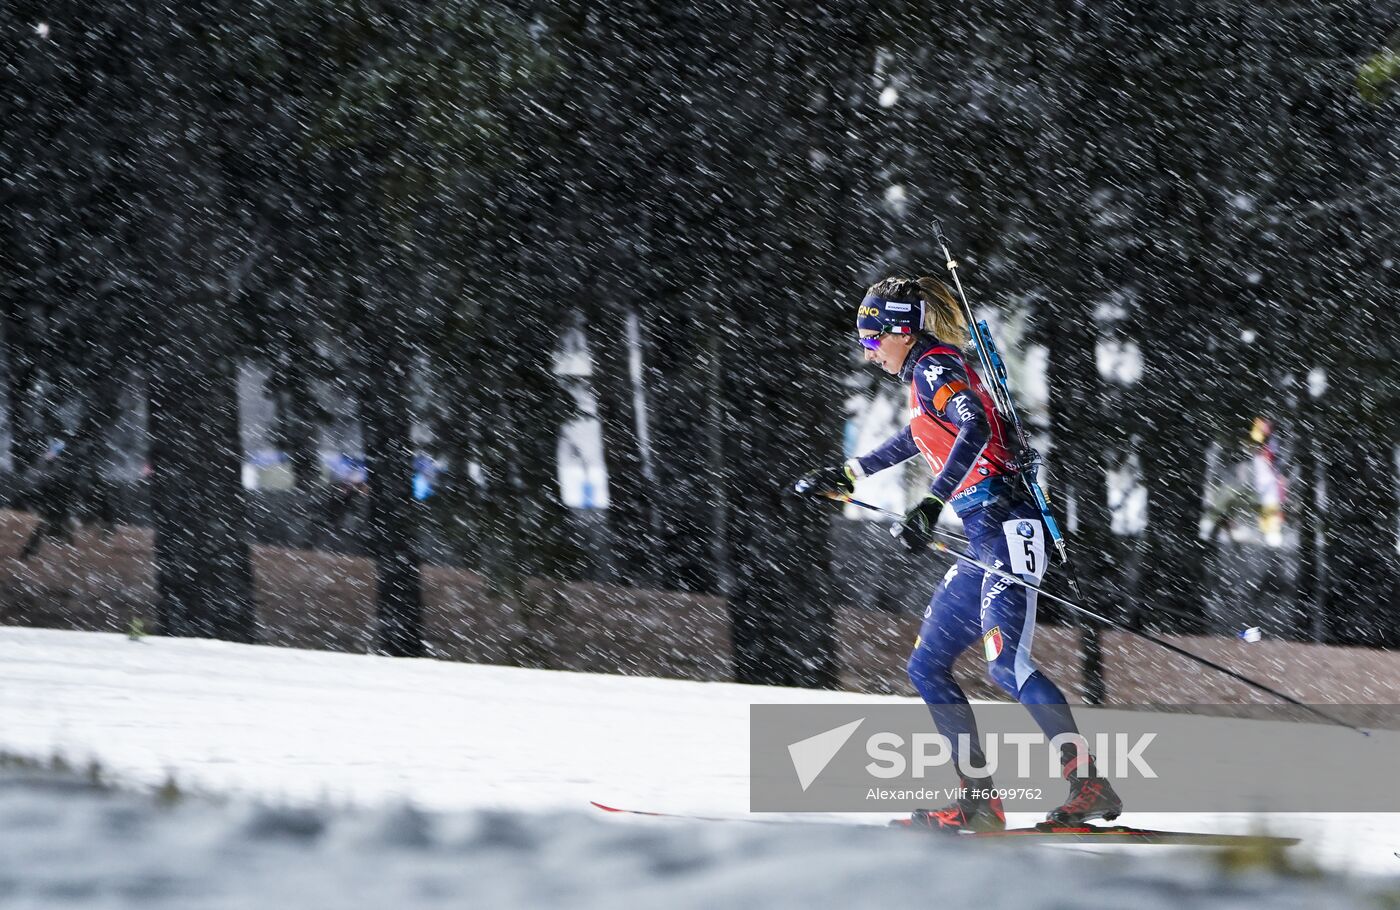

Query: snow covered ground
[2,626,1399,908]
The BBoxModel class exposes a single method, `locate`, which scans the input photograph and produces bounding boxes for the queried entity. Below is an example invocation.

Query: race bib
[1003,518,1047,580]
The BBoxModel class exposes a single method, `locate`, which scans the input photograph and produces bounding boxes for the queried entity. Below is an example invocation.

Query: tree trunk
[724,355,843,689]
[142,32,258,643]
[1321,404,1397,647]
[1,304,46,474]
[472,321,556,668]
[1043,276,1117,701]
[149,347,257,641]
[355,280,425,658]
[435,362,484,570]
[716,5,878,689]
[644,318,721,594]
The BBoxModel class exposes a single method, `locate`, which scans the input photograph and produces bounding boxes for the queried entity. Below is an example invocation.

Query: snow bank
[1,766,1390,910]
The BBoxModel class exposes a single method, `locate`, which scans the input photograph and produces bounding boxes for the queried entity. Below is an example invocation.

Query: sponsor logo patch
[1017,520,1035,538]
[979,576,1012,620]
[885,301,912,312]
[982,626,1004,661]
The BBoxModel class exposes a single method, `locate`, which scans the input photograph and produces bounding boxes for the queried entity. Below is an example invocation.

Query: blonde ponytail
[916,277,969,348]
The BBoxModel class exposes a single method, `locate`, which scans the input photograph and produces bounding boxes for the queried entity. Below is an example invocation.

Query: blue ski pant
[906,499,1080,767]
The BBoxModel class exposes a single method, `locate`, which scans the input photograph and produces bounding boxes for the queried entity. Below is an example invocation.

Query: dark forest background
[1,2,1397,688]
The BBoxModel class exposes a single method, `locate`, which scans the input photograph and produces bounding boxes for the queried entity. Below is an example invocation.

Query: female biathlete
[796,276,1122,832]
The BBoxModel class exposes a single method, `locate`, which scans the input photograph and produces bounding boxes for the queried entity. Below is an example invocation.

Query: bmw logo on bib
[1016,520,1035,539]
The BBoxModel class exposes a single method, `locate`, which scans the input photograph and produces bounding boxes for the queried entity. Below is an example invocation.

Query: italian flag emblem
[982,626,1004,661]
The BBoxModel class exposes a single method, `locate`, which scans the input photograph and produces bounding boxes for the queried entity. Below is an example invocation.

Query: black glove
[893,496,944,552]
[793,463,857,499]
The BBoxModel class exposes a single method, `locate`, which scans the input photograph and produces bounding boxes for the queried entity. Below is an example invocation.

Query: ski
[949,822,1300,847]
[590,802,1299,847]
[589,801,865,828]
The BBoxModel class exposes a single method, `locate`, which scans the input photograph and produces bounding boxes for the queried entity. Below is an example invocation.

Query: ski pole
[822,492,971,546]
[818,494,1367,735]
[925,540,1367,736]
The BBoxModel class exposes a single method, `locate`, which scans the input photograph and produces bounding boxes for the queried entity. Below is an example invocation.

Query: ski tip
[589,801,622,813]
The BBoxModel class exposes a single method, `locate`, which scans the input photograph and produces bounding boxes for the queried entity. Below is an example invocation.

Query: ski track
[1,626,1398,908]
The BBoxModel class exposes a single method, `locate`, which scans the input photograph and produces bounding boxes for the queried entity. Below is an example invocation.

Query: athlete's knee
[908,651,958,703]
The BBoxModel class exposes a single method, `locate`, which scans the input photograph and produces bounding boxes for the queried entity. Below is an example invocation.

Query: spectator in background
[1250,418,1286,547]
[1205,418,1287,548]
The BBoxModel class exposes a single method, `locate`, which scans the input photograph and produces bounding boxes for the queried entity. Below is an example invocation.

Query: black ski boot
[1047,750,1123,825]
[891,776,1006,833]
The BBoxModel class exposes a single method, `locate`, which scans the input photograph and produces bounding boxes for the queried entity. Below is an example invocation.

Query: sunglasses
[857,332,886,351]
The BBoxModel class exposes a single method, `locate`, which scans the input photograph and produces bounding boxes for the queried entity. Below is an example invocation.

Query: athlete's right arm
[793,426,918,499]
[848,425,919,478]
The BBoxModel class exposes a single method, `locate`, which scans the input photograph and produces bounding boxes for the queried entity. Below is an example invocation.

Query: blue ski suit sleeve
[853,425,918,476]
[912,352,991,502]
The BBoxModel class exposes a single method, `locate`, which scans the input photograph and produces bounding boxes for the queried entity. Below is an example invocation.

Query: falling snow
[2,4,1398,904]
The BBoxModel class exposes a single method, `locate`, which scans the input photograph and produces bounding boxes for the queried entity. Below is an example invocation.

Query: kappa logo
[923,364,946,385]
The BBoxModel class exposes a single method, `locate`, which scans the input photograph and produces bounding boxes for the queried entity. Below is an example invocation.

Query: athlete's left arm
[913,355,990,502]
